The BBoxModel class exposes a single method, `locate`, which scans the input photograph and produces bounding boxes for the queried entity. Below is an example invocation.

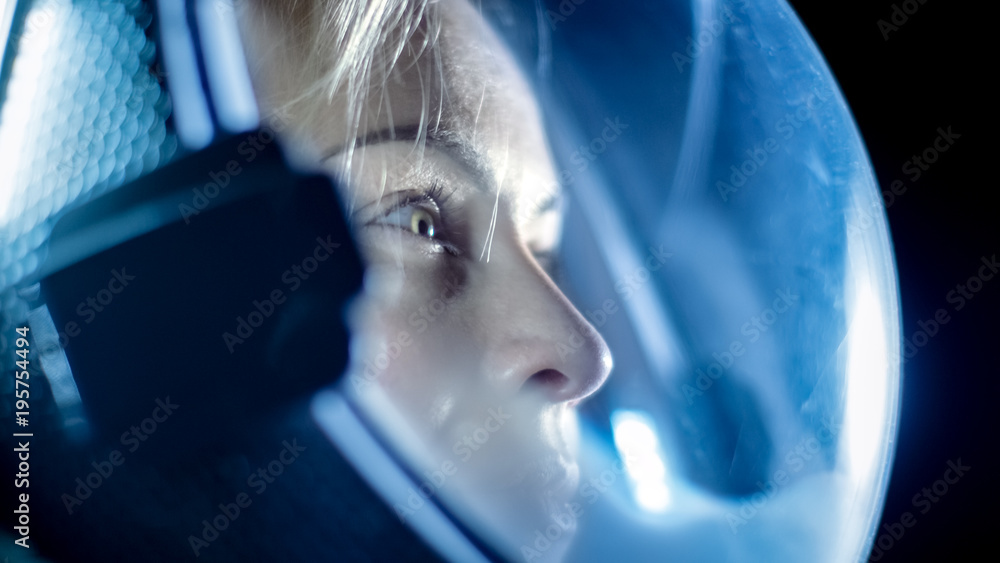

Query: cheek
[354,262,471,420]
[361,318,477,437]
[357,226,470,301]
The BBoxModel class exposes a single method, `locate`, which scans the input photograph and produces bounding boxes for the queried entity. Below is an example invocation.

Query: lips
[497,450,579,499]
[450,405,580,500]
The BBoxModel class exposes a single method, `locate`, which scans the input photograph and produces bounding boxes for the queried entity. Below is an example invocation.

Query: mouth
[498,451,579,499]
[488,406,582,498]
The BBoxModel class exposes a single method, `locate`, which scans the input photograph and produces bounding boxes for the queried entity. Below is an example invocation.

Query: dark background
[0,1,991,561]
[786,1,996,560]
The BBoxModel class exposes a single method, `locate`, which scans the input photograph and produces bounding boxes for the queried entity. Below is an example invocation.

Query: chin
[486,442,582,561]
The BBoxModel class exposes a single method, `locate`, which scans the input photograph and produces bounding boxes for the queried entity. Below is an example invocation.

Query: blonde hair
[238,0,444,176]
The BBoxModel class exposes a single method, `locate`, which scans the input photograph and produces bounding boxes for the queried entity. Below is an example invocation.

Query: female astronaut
[0,0,899,559]
[237,0,612,558]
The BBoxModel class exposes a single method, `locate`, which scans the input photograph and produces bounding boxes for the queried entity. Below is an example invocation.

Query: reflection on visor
[0,0,899,561]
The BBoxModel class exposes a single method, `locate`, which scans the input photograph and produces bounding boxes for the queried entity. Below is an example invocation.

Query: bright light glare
[612,410,672,512]
[0,3,60,224]
[843,233,890,480]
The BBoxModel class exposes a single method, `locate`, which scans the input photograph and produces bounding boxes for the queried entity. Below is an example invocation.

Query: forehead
[323,0,561,222]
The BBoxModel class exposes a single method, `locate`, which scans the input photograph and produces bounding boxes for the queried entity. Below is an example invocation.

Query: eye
[383,204,437,238]
[369,186,461,256]
[531,249,562,283]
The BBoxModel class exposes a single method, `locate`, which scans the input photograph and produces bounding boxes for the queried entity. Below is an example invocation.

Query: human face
[317,0,613,553]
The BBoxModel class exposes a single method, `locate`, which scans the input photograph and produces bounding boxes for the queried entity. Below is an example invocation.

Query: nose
[477,244,613,404]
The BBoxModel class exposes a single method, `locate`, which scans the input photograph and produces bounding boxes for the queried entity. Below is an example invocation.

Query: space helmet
[0,0,899,561]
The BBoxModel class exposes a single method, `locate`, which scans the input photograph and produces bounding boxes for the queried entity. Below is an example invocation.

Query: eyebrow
[324,124,562,219]
[531,191,561,215]
[324,124,496,194]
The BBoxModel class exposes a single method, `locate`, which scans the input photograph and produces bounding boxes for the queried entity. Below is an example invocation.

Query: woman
[237,0,613,558]
[0,0,902,559]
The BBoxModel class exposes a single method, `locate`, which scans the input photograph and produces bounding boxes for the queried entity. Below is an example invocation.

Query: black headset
[1,1,501,560]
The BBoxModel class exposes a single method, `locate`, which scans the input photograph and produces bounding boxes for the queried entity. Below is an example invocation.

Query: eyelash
[368,185,559,276]
[374,184,461,256]
[398,183,450,214]
[531,249,562,283]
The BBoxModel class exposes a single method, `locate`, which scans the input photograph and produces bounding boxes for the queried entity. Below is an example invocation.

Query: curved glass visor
[326,0,901,561]
[0,0,900,560]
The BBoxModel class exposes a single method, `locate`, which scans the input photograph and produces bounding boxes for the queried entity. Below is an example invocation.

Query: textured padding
[0,5,452,561]
[0,0,176,334]
[0,2,440,560]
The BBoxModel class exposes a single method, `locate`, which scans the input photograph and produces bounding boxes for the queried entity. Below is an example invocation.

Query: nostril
[523,368,571,398]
